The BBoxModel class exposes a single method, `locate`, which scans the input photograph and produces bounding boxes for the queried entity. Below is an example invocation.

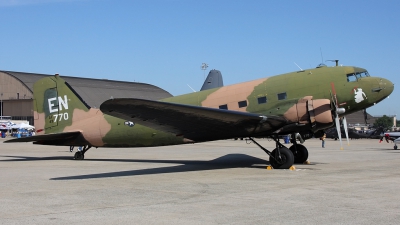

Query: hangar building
[0,70,173,125]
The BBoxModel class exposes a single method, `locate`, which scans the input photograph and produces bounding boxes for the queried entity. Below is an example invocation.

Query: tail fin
[33,74,91,134]
[200,69,224,91]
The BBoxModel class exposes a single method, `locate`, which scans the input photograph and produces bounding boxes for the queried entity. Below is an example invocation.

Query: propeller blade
[330,82,339,106]
[342,116,350,146]
[335,116,344,150]
[331,82,347,149]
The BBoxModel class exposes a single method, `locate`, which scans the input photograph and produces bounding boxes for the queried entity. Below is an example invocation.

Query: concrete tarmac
[1,138,400,224]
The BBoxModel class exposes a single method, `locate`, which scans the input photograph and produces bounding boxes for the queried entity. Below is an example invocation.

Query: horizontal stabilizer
[4,131,82,145]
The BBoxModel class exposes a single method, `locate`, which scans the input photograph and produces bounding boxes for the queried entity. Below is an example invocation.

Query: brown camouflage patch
[64,108,111,147]
[33,111,45,133]
[201,78,268,111]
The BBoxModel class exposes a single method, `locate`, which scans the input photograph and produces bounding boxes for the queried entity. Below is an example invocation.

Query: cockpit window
[347,74,357,82]
[359,71,370,77]
[347,71,370,82]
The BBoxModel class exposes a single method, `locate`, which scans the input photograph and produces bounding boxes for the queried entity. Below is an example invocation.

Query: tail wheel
[269,147,294,169]
[74,151,84,160]
[289,144,309,164]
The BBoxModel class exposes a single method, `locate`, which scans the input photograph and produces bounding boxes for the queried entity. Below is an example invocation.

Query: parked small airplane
[379,131,400,149]
[5,63,394,169]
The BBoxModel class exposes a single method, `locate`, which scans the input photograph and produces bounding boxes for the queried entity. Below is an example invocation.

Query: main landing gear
[248,137,294,169]
[70,145,92,160]
[289,144,309,163]
[288,133,309,164]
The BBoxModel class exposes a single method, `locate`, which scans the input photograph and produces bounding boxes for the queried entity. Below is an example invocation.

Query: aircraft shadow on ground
[1,153,272,180]
[0,155,72,161]
[53,154,269,180]
[367,147,400,151]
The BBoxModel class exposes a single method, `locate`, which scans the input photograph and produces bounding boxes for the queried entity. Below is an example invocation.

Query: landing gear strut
[71,145,92,160]
[248,137,294,169]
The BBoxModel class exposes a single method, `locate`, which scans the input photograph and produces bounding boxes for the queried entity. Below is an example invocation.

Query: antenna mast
[320,47,324,63]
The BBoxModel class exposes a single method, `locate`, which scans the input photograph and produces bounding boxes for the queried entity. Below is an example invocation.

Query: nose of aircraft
[379,77,394,97]
[369,77,394,105]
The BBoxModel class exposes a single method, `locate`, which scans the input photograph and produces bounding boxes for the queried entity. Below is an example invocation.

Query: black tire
[394,145,398,150]
[289,144,309,164]
[74,151,84,160]
[269,147,294,169]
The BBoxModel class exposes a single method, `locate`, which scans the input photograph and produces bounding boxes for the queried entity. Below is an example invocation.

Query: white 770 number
[53,112,69,122]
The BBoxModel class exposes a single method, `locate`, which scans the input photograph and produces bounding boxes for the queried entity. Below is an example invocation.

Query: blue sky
[0,0,399,116]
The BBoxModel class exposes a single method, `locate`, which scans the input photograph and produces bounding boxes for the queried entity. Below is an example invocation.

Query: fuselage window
[219,104,228,110]
[277,92,287,100]
[238,100,247,108]
[347,73,357,82]
[258,96,267,104]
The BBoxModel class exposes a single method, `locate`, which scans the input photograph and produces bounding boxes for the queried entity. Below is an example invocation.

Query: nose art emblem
[354,88,367,103]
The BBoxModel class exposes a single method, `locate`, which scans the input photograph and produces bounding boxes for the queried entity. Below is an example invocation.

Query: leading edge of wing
[100,98,288,141]
[4,131,81,143]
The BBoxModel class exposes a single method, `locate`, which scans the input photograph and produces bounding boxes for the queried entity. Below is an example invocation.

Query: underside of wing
[4,131,87,146]
[100,98,289,142]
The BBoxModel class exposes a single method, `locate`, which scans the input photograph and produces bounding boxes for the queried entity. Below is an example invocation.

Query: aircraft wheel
[394,145,398,150]
[269,147,294,169]
[74,151,84,160]
[289,144,309,164]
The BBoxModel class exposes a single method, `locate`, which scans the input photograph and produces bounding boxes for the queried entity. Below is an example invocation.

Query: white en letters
[48,95,70,123]
[48,95,69,113]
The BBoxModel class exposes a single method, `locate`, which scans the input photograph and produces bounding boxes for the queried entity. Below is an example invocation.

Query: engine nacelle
[283,98,334,132]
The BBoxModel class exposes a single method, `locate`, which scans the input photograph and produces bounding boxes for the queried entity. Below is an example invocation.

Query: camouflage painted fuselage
[162,66,391,116]
[33,65,393,147]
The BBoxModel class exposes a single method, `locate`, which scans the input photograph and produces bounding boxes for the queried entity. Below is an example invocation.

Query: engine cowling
[283,98,334,132]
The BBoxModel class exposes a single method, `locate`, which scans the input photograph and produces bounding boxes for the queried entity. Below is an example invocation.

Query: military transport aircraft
[5,63,394,169]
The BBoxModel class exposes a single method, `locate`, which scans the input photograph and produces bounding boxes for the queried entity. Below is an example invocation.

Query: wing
[4,131,87,146]
[100,98,289,142]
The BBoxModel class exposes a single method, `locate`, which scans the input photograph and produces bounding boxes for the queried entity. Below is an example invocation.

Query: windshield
[347,71,370,82]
